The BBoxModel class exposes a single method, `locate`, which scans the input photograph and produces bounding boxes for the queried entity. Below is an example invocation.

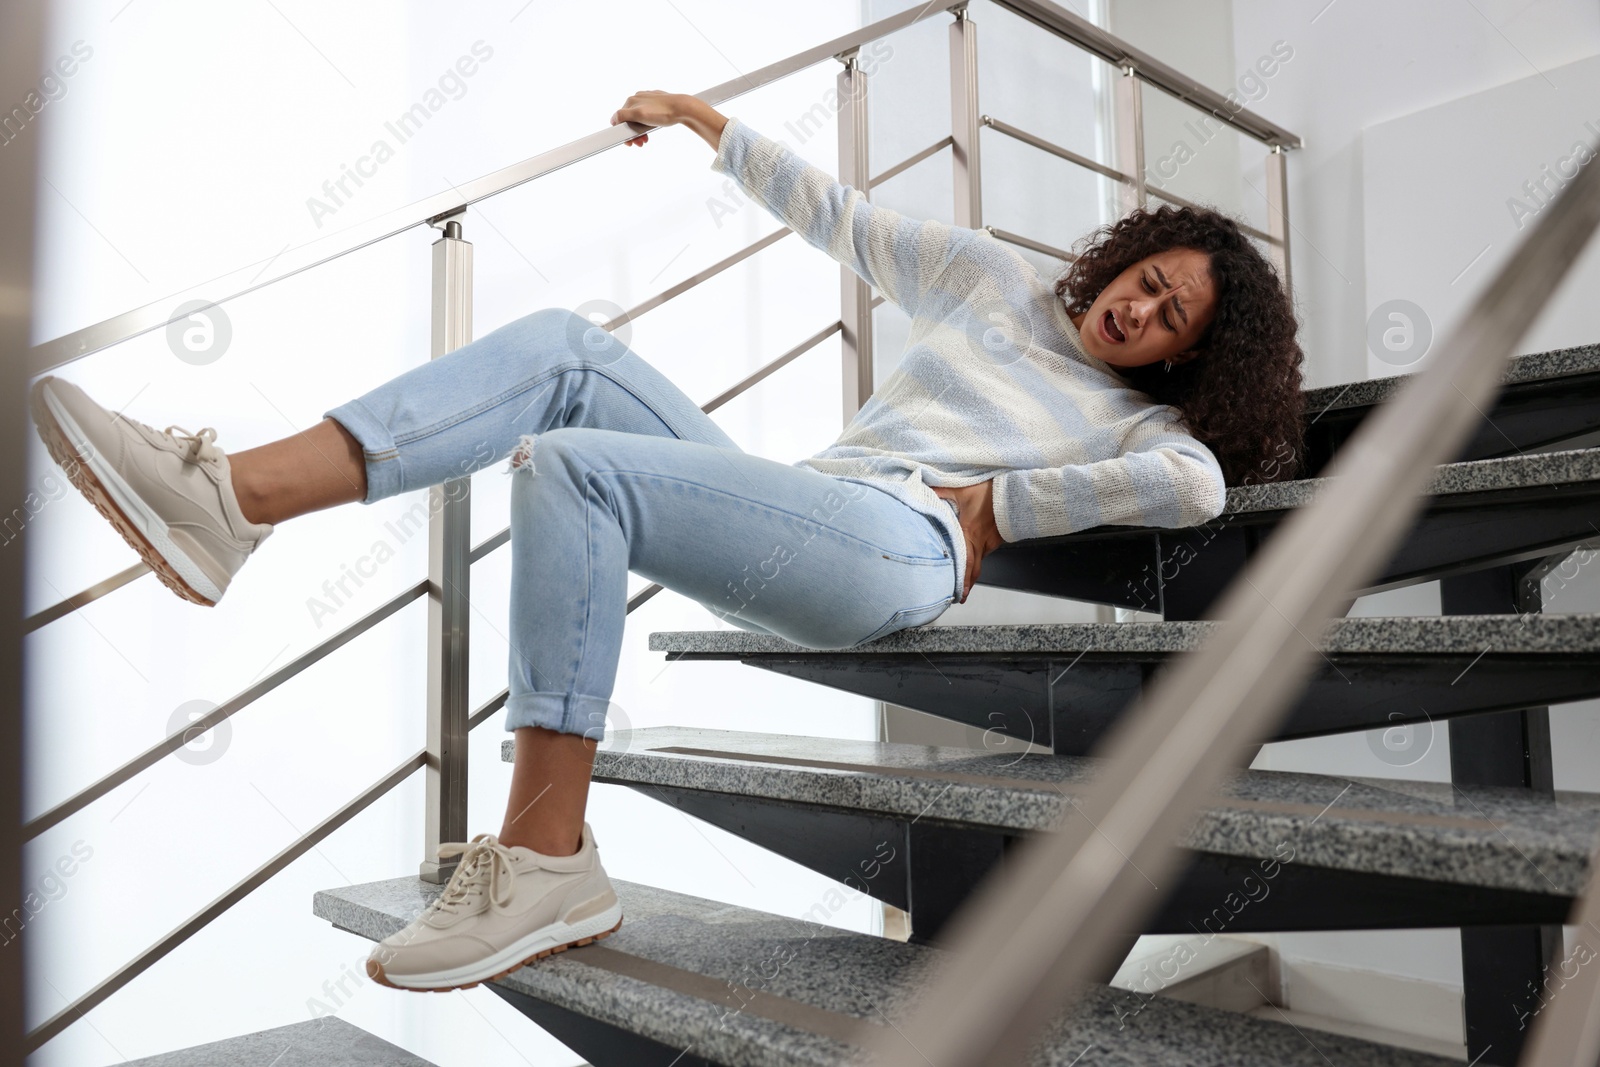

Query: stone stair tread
[1227,445,1597,515]
[516,726,1600,897]
[648,612,1600,656]
[115,1017,435,1066]
[313,876,1455,1067]
[1301,341,1600,413]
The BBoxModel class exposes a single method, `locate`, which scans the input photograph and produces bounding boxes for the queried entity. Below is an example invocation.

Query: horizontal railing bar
[703,319,845,413]
[981,115,1129,184]
[984,225,1077,263]
[29,2,955,376]
[1147,186,1280,245]
[467,297,869,567]
[601,227,793,333]
[627,582,665,613]
[467,688,508,731]
[602,137,943,335]
[869,136,955,189]
[25,747,427,1053]
[463,573,668,731]
[23,578,428,842]
[988,0,1301,148]
[980,114,1282,246]
[616,297,886,615]
[470,526,509,565]
[23,562,148,634]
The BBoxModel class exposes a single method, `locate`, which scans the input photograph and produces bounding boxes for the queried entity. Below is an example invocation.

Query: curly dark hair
[1053,203,1305,486]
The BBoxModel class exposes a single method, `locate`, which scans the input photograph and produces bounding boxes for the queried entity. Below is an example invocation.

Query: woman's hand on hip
[930,479,1005,603]
[610,91,728,152]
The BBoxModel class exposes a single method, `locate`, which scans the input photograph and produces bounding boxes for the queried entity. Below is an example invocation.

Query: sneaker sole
[367,904,625,993]
[30,379,222,607]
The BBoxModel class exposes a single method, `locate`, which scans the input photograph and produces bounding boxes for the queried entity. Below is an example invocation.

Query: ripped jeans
[323,307,959,738]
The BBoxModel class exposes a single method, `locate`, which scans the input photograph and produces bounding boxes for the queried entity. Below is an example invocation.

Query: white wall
[21,1,909,1063]
[1228,0,1600,387]
[1226,0,1600,994]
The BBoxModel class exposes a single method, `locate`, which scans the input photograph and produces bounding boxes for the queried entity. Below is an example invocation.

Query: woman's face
[1071,247,1217,368]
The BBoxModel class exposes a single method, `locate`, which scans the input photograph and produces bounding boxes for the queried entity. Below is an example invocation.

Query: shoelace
[425,834,525,917]
[163,424,222,465]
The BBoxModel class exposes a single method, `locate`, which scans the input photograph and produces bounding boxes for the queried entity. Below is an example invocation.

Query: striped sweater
[709,116,1228,600]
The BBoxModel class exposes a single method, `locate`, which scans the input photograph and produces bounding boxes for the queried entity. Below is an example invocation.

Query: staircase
[313,344,1600,1065]
[19,0,1599,1061]
[316,879,1457,1067]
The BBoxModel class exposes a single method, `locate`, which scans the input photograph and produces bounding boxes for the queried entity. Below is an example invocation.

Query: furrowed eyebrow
[1151,265,1189,327]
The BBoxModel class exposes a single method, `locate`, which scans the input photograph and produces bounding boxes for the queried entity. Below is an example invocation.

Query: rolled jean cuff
[322,398,403,503]
[505,691,615,739]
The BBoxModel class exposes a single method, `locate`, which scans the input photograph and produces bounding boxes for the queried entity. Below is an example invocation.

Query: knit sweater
[709,116,1228,601]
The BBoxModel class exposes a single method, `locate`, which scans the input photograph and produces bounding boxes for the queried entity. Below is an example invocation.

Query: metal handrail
[26,0,1294,377]
[25,1,957,377]
[988,0,1301,148]
[24,747,428,1053]
[855,122,1600,1067]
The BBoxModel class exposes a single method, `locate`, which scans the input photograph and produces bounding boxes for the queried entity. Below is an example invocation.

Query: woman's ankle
[499,825,582,857]
[227,419,369,526]
[227,453,273,526]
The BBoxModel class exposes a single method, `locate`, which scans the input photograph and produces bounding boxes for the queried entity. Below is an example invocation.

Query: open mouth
[1100,308,1127,344]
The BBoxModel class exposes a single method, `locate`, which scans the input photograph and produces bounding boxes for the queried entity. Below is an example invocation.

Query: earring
[1163,359,1173,373]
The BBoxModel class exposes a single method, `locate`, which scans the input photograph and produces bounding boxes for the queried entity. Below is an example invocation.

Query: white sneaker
[29,375,272,606]
[367,824,624,992]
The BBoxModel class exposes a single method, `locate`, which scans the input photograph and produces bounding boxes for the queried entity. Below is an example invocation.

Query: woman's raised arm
[609,90,726,151]
[610,90,983,319]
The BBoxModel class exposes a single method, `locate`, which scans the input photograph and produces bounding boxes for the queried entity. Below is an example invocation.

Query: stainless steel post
[837,49,874,423]
[949,7,983,230]
[0,0,42,1057]
[1265,145,1293,301]
[420,214,473,883]
[1114,66,1146,214]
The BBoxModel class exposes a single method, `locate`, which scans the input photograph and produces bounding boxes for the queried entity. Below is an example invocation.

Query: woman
[28,91,1303,991]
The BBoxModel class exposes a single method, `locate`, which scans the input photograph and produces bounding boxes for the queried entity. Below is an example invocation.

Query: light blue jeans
[324,307,959,739]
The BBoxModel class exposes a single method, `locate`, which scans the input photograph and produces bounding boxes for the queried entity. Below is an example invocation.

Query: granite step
[649,614,1600,755]
[115,1017,436,1066]
[516,726,1593,942]
[977,446,1600,618]
[1300,341,1600,475]
[314,875,1457,1067]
